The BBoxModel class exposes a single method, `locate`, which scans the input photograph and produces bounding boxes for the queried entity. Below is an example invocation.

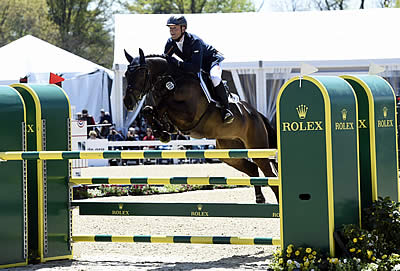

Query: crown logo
[118,203,124,210]
[341,109,347,121]
[383,107,388,118]
[197,204,203,211]
[296,105,308,119]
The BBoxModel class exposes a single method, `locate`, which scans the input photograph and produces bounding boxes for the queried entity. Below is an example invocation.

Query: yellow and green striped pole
[72,235,280,246]
[70,176,279,186]
[0,149,277,161]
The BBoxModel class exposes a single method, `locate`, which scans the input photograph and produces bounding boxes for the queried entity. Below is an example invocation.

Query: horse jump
[1,75,398,269]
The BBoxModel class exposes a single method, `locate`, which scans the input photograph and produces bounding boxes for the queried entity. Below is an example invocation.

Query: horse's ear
[124,49,133,64]
[139,48,145,65]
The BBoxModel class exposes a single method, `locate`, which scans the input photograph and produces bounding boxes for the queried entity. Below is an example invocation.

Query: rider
[164,15,234,124]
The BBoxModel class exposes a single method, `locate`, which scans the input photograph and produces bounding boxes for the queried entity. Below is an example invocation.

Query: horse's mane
[145,54,166,59]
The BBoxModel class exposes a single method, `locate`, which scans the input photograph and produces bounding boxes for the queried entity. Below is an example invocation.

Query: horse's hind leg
[217,139,266,203]
[219,158,266,203]
[253,158,279,203]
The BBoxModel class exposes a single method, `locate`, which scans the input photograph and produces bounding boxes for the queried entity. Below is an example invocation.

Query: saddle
[153,70,238,107]
[198,71,238,107]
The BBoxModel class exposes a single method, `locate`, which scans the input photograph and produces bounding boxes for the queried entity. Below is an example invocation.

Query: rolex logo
[296,105,308,119]
[197,204,203,211]
[383,107,388,118]
[341,109,347,121]
[118,203,124,210]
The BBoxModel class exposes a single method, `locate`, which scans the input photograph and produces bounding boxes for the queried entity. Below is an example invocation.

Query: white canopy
[0,35,113,80]
[0,35,114,125]
[114,8,400,67]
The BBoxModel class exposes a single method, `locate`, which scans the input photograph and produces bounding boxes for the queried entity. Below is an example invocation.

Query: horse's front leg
[142,105,172,142]
[142,105,162,135]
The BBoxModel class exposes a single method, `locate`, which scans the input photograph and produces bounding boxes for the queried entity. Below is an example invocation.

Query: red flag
[49,72,65,85]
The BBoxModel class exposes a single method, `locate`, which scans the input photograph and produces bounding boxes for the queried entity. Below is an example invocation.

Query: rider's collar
[175,34,185,52]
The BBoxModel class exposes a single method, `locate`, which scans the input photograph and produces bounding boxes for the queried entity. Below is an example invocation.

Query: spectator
[88,130,98,140]
[127,127,140,142]
[107,127,124,142]
[143,128,155,141]
[142,128,156,152]
[142,128,156,164]
[122,127,140,166]
[107,127,124,166]
[80,109,96,135]
[100,120,111,139]
[99,109,112,124]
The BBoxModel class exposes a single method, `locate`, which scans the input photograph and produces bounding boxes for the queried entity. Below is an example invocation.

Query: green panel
[344,75,399,206]
[343,77,373,210]
[361,76,398,202]
[278,79,331,252]
[320,77,360,231]
[278,76,360,256]
[72,202,280,218]
[29,84,72,261]
[0,86,27,268]
[12,84,72,262]
[11,84,41,262]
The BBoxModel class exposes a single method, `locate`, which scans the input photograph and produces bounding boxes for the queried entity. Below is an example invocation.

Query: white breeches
[210,64,222,87]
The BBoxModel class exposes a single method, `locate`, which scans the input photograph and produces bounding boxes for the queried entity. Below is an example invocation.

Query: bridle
[127,63,151,100]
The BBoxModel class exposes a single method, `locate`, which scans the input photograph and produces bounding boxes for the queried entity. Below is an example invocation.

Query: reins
[132,55,211,134]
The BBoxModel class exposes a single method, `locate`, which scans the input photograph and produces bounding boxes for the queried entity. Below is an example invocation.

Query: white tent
[0,35,114,124]
[113,8,400,127]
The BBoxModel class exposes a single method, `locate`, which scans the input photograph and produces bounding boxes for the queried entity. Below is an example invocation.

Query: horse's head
[124,48,151,110]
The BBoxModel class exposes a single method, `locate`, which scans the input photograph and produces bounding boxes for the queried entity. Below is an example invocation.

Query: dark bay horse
[124,49,278,203]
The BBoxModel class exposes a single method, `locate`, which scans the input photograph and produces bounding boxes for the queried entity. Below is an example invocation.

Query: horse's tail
[259,112,277,149]
[259,112,278,175]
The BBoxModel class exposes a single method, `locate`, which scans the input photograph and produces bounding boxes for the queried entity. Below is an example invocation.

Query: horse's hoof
[142,106,153,115]
[160,132,171,143]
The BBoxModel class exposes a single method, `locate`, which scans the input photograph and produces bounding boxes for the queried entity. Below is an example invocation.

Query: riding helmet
[166,15,187,27]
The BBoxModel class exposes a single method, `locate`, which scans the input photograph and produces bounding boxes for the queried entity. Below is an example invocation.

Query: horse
[123,49,278,203]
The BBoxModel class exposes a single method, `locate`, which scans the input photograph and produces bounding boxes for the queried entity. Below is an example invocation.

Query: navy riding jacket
[164,32,223,74]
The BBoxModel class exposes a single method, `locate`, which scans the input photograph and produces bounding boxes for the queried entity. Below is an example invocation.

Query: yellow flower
[349,248,356,253]
[306,248,312,253]
[287,254,291,258]
[303,256,308,262]
[358,237,363,241]
[279,258,283,264]
[304,261,310,267]
[357,249,361,254]
[353,238,358,243]
[330,258,339,264]
[287,247,293,254]
[367,250,373,259]
[308,254,313,259]
[372,256,376,261]
[295,250,300,256]
[382,255,388,259]
[312,251,317,256]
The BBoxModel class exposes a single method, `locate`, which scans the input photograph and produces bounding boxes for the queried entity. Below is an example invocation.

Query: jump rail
[72,235,281,245]
[0,149,278,161]
[69,176,280,186]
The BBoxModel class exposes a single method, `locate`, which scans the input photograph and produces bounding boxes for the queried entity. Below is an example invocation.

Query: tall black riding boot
[214,82,234,124]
